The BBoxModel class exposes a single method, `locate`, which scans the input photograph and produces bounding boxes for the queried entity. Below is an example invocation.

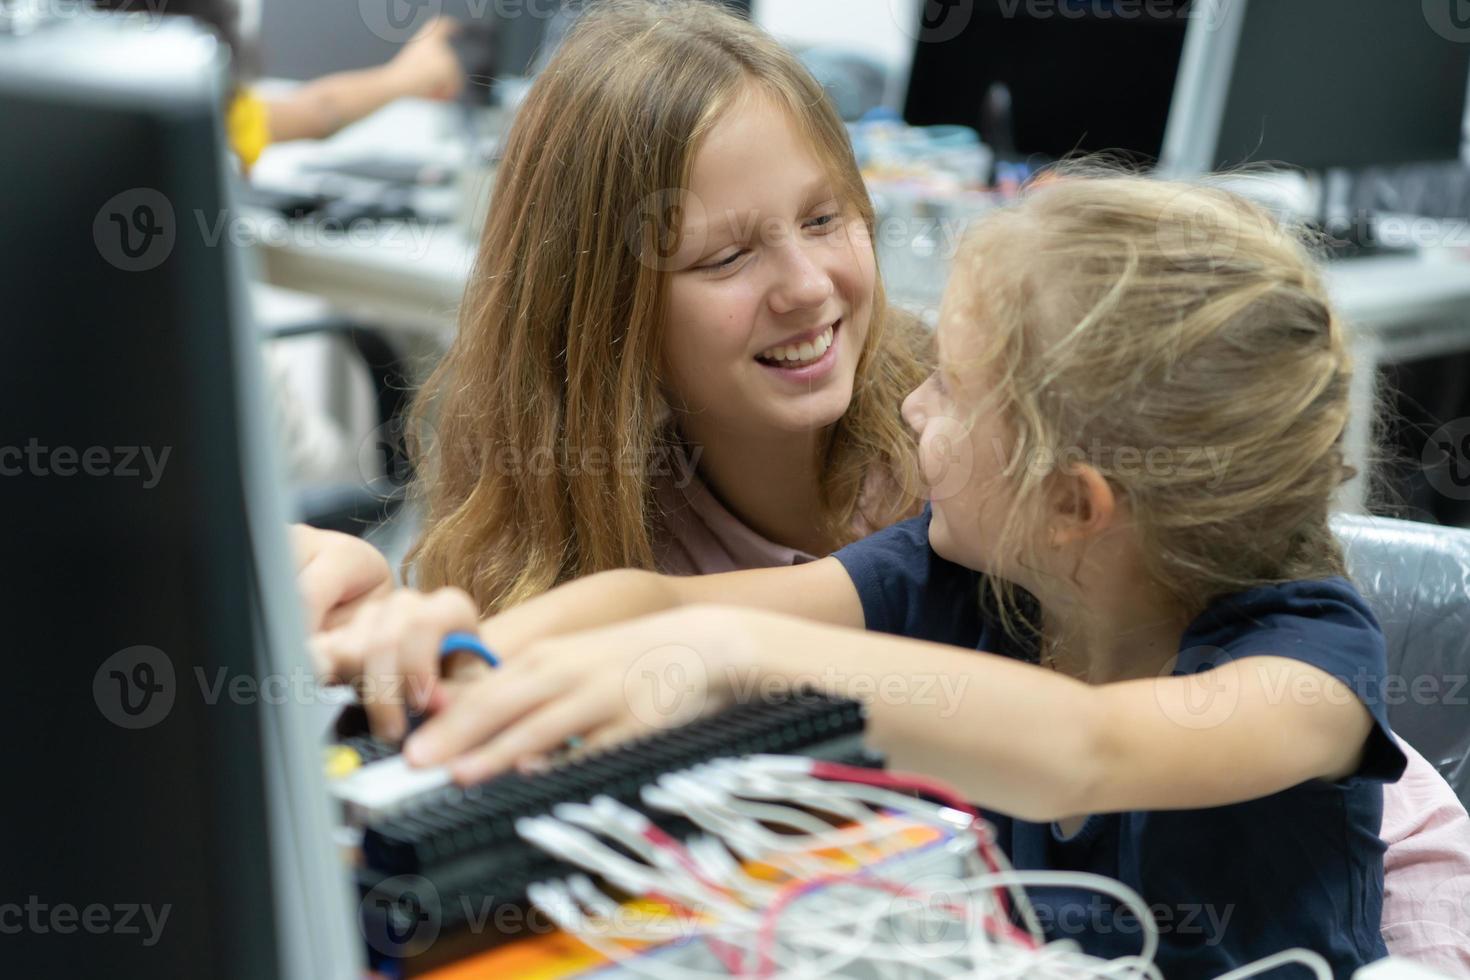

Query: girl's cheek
[919,415,979,503]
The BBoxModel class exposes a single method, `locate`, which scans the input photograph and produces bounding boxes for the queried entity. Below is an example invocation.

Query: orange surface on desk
[420,930,608,980]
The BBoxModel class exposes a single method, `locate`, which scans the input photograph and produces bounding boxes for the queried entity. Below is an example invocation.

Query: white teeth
[758,325,835,367]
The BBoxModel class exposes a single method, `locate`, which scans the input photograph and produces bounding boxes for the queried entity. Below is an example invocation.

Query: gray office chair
[1334,513,1470,806]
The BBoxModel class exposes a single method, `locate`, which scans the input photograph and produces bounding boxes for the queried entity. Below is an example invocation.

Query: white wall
[754,0,922,75]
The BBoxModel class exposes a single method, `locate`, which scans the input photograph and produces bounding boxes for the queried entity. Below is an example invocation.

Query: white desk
[245,96,485,337]
[1325,253,1470,364]
[246,209,475,335]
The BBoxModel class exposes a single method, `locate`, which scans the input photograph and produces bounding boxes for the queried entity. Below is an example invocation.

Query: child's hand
[312,585,487,741]
[386,17,465,101]
[403,606,751,785]
[291,524,394,633]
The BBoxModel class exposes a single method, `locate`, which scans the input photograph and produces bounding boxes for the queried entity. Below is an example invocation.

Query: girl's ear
[1048,462,1116,546]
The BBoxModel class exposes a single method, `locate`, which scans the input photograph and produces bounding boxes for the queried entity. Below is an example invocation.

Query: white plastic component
[329,755,452,826]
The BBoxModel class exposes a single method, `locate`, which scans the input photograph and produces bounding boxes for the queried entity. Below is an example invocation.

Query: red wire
[641,824,748,974]
[807,761,1012,882]
[643,889,746,974]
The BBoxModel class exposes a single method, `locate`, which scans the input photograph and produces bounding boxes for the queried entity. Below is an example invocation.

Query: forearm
[480,569,690,657]
[720,610,1375,819]
[481,558,863,660]
[264,67,402,142]
[727,608,1105,822]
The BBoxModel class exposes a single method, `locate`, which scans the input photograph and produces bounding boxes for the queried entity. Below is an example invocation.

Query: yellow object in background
[226,89,271,169]
[323,744,362,781]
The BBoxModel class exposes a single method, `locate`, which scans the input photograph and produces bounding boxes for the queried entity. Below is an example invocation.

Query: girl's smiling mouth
[755,319,841,380]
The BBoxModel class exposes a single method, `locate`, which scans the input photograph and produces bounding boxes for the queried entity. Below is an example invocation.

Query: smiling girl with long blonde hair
[403,0,930,614]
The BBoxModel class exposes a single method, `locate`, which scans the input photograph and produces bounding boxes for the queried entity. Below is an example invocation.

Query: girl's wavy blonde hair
[953,172,1355,629]
[406,0,929,613]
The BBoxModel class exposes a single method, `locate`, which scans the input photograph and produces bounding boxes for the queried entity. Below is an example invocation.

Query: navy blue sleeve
[1177,578,1407,784]
[832,508,986,648]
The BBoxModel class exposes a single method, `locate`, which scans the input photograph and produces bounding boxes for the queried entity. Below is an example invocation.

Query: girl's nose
[769,242,835,315]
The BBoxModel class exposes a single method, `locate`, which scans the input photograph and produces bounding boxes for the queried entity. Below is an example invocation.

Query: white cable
[1210,948,1333,980]
[677,762,1045,943]
[522,759,1315,980]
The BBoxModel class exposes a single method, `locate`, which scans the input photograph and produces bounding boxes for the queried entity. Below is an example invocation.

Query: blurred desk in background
[246,210,476,336]
[245,94,495,337]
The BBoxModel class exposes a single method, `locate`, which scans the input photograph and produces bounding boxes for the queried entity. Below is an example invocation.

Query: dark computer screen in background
[1210,0,1469,171]
[902,0,1191,163]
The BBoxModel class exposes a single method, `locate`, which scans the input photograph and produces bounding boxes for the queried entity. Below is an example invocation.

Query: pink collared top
[651,464,822,574]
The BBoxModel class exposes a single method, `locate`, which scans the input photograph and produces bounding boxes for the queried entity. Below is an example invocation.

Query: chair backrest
[1334,513,1470,806]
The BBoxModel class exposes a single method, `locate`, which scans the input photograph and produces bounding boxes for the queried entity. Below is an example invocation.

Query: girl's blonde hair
[406,0,929,612]
[954,172,1354,626]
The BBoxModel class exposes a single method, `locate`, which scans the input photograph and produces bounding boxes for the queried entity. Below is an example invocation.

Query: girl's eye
[932,370,948,395]
[703,250,747,272]
[806,213,839,231]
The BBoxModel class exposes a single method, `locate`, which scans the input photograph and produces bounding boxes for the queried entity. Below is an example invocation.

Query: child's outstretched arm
[402,604,1378,820]
[312,559,864,741]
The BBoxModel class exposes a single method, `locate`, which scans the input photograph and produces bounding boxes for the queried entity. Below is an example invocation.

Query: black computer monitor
[902,0,1191,164]
[1163,0,1470,173]
[0,13,355,979]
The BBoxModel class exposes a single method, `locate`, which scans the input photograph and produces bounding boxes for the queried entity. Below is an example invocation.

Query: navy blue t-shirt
[834,512,1408,979]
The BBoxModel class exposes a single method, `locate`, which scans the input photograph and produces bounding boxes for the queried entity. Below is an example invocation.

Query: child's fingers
[311,597,391,685]
[403,667,557,768]
[361,642,411,743]
[445,691,615,786]
[373,588,480,712]
[576,721,648,758]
